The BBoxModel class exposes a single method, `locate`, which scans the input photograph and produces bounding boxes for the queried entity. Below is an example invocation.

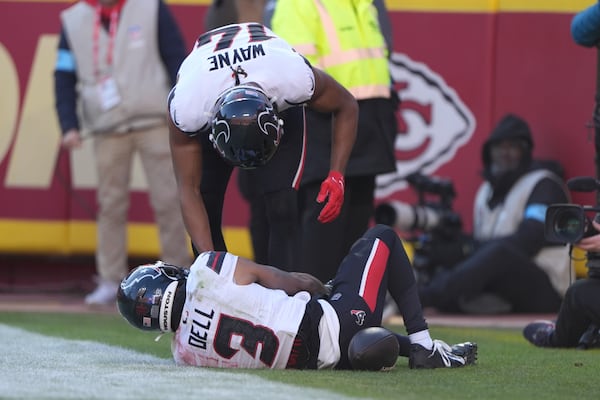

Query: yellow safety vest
[271,0,391,99]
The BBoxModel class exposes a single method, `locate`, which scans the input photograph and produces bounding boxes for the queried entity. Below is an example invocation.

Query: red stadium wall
[0,0,597,261]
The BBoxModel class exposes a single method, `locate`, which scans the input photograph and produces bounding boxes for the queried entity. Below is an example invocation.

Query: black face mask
[482,156,532,208]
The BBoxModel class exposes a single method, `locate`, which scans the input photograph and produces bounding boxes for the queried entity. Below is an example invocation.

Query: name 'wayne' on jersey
[168,23,316,135]
[171,251,310,369]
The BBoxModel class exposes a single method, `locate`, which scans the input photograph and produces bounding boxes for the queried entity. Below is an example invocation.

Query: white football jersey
[169,23,316,134]
[172,251,311,369]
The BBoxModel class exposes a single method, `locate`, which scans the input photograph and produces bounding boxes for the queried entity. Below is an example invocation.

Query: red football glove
[317,171,345,223]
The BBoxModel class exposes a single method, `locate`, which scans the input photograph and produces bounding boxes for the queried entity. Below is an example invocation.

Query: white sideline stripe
[0,324,352,400]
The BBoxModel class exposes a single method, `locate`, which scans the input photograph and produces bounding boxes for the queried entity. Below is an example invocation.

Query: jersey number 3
[214,314,280,367]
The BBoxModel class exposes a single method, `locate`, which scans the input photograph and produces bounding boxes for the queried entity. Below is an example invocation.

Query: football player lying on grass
[117,224,477,370]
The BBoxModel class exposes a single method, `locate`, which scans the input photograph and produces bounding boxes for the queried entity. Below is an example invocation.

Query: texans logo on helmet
[211,118,231,146]
[351,310,366,326]
[121,265,163,290]
[257,104,282,143]
[376,53,476,198]
[121,263,179,291]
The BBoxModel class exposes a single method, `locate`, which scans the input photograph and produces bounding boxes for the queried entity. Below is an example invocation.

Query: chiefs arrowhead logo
[376,53,476,198]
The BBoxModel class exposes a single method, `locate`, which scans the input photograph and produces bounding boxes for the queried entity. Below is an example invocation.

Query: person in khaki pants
[54,0,191,305]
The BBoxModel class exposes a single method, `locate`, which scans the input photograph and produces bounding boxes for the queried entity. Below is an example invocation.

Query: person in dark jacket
[419,114,571,314]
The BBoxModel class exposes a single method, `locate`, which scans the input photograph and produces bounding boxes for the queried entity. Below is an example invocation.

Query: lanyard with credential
[93,5,119,80]
[93,5,122,111]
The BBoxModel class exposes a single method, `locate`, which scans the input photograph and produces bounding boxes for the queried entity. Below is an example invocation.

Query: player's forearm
[308,68,358,173]
[179,191,214,253]
[330,106,357,173]
[289,272,329,297]
[254,266,325,296]
[328,81,358,173]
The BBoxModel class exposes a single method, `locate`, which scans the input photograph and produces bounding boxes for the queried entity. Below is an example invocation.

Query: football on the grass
[348,327,399,371]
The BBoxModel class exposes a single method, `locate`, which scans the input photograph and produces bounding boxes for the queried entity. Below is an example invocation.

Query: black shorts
[287,299,323,370]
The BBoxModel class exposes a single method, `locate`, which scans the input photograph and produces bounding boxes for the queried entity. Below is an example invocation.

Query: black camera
[544,204,600,244]
[375,172,473,277]
[406,172,456,209]
[544,176,600,279]
[544,176,600,244]
[374,172,460,234]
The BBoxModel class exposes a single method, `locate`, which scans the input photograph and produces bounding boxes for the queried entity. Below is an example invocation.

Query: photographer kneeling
[418,114,572,314]
[524,220,600,348]
[522,0,600,349]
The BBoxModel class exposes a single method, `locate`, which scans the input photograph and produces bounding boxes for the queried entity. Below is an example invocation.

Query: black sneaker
[450,341,478,365]
[523,320,555,347]
[409,339,475,369]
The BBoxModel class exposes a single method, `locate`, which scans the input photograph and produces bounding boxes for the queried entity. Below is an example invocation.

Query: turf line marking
[0,324,353,400]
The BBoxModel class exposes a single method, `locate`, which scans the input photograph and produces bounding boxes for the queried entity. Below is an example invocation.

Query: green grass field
[1,311,599,399]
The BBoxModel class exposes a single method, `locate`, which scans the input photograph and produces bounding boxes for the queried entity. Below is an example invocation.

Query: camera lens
[554,209,585,242]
